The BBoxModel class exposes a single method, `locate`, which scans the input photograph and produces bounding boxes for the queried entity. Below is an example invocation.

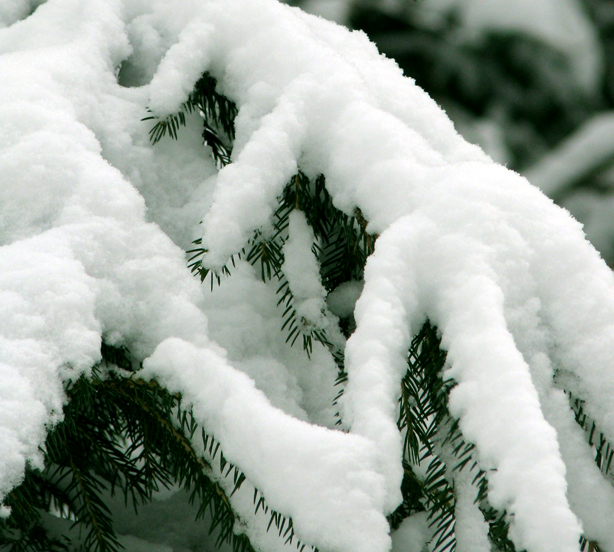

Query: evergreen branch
[0,471,71,552]
[1,355,264,552]
[393,322,517,552]
[187,239,241,290]
[202,122,232,167]
[569,392,614,480]
[580,537,603,552]
[480,506,517,552]
[566,391,614,552]
[92,375,244,540]
[390,323,457,551]
[188,172,348,361]
[64,449,120,552]
[387,462,427,531]
[4,344,315,552]
[144,72,237,167]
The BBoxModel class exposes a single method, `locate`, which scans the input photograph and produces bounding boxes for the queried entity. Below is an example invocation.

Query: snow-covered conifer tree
[2,1,614,552]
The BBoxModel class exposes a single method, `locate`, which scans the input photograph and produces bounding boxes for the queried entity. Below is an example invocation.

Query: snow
[454,471,490,552]
[2,1,614,552]
[326,279,363,318]
[142,338,390,552]
[390,512,430,552]
[202,261,339,426]
[282,210,331,331]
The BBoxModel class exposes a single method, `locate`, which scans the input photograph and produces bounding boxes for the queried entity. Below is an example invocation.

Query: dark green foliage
[480,507,517,552]
[187,175,374,426]
[137,14,614,552]
[143,72,237,167]
[580,538,603,552]
[0,345,261,552]
[187,170,373,427]
[570,392,614,479]
[567,392,613,551]
[151,70,516,552]
[398,323,452,466]
[387,463,426,532]
[1,66,564,552]
[188,171,375,353]
[390,323,517,552]
[146,71,372,365]
[391,323,458,552]
[0,471,70,552]
[0,340,316,552]
[567,392,614,552]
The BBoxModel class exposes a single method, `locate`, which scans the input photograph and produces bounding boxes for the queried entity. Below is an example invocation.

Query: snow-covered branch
[2,1,614,551]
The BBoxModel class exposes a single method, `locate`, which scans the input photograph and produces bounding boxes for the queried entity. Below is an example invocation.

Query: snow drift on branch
[2,0,614,551]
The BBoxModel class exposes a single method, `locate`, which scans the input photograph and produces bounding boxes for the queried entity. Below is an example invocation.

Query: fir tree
[3,2,614,552]
[1,68,611,552]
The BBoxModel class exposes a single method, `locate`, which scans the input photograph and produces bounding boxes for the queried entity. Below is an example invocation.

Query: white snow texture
[1,1,614,552]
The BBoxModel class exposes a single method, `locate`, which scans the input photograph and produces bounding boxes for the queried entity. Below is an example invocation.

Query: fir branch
[480,506,517,552]
[0,470,71,552]
[569,392,614,480]
[65,450,119,552]
[0,343,322,552]
[144,72,237,167]
[188,172,353,361]
[187,239,240,290]
[580,537,603,552]
[1,360,253,552]
[566,391,614,552]
[394,323,517,552]
[387,462,427,531]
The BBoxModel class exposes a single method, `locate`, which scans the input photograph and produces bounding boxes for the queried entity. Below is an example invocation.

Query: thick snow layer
[282,211,330,331]
[454,471,490,552]
[200,260,339,427]
[390,512,430,552]
[3,0,614,552]
[143,338,390,552]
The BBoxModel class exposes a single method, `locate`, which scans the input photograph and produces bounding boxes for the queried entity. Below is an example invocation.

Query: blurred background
[289,0,614,266]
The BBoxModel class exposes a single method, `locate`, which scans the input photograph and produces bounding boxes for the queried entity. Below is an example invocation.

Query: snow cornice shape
[2,0,614,551]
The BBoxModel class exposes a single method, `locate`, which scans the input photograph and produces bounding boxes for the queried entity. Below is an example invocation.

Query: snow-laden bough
[2,0,614,551]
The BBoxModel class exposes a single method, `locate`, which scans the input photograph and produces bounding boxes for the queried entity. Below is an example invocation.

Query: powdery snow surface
[282,211,330,331]
[2,1,614,552]
[390,512,431,552]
